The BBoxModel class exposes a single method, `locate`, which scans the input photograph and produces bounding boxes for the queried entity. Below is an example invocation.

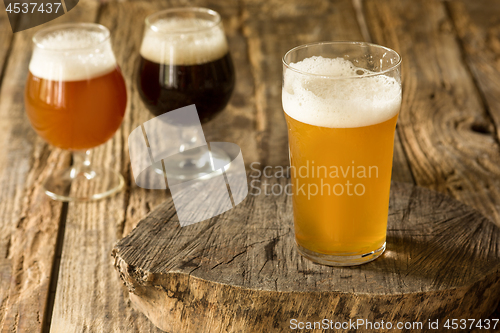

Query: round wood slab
[112,178,500,332]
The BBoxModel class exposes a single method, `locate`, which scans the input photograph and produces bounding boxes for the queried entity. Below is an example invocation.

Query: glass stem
[71,150,94,179]
[178,126,203,152]
[176,125,210,168]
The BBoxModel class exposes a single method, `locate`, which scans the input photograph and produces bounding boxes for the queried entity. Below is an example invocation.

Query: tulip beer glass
[136,8,235,180]
[25,23,127,201]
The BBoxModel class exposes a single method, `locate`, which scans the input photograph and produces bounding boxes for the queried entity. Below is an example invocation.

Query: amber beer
[25,70,126,150]
[137,12,235,123]
[25,27,126,151]
[23,23,127,202]
[282,42,402,266]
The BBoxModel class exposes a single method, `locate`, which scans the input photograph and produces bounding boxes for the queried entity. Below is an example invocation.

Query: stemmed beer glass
[136,7,235,180]
[25,23,127,201]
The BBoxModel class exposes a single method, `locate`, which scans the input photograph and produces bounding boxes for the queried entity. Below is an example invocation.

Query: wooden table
[0,0,499,332]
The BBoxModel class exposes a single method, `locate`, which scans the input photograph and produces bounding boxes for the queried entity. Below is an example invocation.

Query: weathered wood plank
[364,0,500,226]
[242,0,363,168]
[123,0,261,233]
[113,179,500,332]
[0,10,14,84]
[49,0,252,331]
[446,0,500,143]
[108,0,416,330]
[48,1,166,332]
[370,0,500,324]
[119,0,262,269]
[201,0,260,170]
[0,2,99,333]
[241,0,414,183]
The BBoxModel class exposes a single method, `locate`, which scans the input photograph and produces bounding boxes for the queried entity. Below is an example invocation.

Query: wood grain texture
[240,0,414,182]
[123,0,262,236]
[449,3,500,321]
[49,0,257,332]
[0,10,14,83]
[114,2,398,330]
[446,0,500,142]
[364,0,500,226]
[241,0,363,168]
[2,0,499,332]
[48,1,165,332]
[113,178,500,332]
[0,2,99,332]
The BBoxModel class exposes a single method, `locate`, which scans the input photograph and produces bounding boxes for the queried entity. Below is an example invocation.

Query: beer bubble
[36,30,105,49]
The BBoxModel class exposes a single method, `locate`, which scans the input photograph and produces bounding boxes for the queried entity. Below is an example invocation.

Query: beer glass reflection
[282,42,402,266]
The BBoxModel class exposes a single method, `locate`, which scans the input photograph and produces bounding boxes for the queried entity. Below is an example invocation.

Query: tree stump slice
[112,179,500,332]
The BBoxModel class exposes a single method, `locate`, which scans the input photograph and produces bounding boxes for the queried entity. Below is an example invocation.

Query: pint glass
[282,42,402,266]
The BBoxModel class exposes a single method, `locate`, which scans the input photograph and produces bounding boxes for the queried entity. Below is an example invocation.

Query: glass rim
[282,41,402,80]
[145,7,222,34]
[32,23,111,51]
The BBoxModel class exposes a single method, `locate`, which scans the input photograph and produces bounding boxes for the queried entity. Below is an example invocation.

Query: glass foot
[154,145,231,181]
[296,242,386,266]
[44,166,124,202]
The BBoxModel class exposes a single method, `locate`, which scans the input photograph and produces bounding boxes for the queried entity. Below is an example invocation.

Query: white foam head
[282,56,401,128]
[140,17,228,65]
[29,26,117,81]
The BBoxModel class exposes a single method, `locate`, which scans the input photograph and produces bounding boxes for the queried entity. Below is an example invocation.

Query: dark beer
[137,11,235,123]
[137,53,234,123]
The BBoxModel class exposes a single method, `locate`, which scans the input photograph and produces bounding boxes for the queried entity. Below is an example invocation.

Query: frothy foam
[29,29,117,81]
[140,17,228,65]
[282,56,401,128]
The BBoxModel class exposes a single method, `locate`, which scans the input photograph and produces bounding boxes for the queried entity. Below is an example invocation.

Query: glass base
[296,242,386,266]
[154,145,230,181]
[44,166,124,202]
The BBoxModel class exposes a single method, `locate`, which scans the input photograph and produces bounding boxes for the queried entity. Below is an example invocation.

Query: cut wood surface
[0,0,498,332]
[113,179,500,332]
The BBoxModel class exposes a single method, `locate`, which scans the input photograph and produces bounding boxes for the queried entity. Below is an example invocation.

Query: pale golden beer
[282,42,402,265]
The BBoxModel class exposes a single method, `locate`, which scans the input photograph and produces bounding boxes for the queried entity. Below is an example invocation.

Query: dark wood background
[0,0,499,332]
